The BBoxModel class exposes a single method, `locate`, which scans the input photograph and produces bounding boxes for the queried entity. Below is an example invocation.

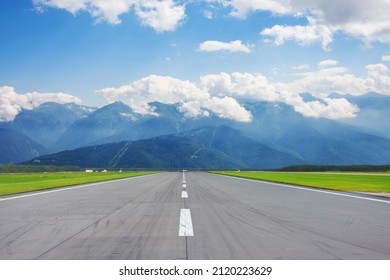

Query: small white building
[85,169,94,173]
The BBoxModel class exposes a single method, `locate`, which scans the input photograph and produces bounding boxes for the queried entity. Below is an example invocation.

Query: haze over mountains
[1,92,390,168]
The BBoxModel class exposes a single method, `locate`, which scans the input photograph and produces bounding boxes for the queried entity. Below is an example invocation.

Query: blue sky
[1,0,389,122]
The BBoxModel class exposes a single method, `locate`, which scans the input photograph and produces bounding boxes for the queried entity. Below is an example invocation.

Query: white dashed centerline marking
[179,171,193,236]
[179,209,194,236]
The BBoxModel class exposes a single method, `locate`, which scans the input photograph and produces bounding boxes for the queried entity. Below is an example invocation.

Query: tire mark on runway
[33,175,175,260]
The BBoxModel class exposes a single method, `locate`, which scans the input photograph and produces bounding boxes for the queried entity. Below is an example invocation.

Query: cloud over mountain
[98,75,253,122]
[97,58,390,121]
[287,63,390,96]
[0,86,81,122]
[200,72,360,119]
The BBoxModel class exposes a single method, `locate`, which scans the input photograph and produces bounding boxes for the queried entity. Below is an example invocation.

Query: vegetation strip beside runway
[213,171,390,193]
[0,171,156,196]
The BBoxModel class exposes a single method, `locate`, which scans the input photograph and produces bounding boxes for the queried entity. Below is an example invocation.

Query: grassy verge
[213,171,390,193]
[0,171,156,196]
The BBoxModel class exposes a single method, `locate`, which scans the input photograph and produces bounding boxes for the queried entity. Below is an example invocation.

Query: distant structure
[85,169,93,173]
[102,169,108,173]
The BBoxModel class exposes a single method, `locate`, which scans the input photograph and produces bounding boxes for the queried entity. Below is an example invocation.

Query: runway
[0,172,389,259]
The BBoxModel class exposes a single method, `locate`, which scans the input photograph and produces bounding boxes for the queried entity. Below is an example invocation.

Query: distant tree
[0,164,80,173]
[5,162,14,173]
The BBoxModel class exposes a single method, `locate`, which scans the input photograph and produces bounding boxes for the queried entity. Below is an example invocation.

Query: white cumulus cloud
[200,71,360,119]
[213,0,292,18]
[197,40,252,53]
[214,0,390,48]
[284,95,360,120]
[97,75,253,122]
[273,62,390,105]
[365,63,390,93]
[0,86,81,122]
[282,67,367,97]
[318,59,339,69]
[98,60,390,121]
[261,17,334,50]
[200,72,278,100]
[134,0,186,32]
[33,0,186,32]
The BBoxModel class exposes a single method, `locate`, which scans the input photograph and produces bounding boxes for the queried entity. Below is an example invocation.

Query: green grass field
[214,171,390,193]
[0,171,155,196]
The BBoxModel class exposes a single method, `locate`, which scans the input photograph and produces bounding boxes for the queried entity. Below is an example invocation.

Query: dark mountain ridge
[25,126,304,169]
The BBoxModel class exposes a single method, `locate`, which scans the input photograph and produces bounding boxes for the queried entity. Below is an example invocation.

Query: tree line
[0,162,80,173]
[1,162,389,173]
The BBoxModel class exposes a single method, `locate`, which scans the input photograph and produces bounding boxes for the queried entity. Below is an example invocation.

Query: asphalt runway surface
[0,172,389,260]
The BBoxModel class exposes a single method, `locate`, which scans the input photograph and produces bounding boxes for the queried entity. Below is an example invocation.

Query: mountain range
[26,126,303,169]
[1,93,390,168]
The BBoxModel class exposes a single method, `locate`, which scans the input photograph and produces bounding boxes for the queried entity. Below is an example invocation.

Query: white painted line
[182,183,186,188]
[181,191,188,198]
[179,209,194,236]
[0,174,157,203]
[214,174,390,205]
